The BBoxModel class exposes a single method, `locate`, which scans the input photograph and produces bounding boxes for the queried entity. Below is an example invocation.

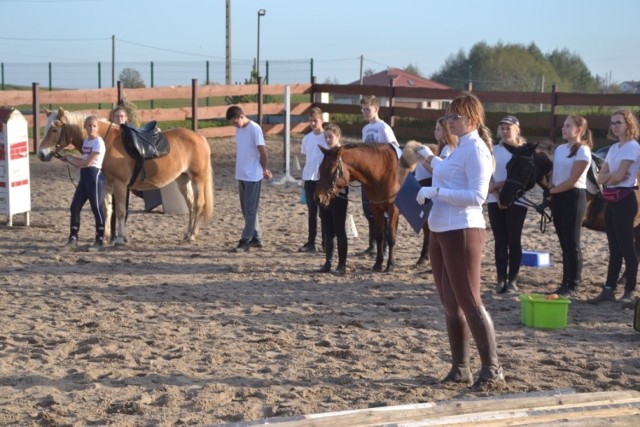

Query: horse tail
[400,140,424,170]
[202,136,215,221]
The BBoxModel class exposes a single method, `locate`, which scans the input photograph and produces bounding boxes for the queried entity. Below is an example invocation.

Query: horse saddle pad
[120,122,170,161]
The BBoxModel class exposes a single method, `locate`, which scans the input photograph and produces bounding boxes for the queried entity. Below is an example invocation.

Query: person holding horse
[359,95,400,258]
[298,107,327,254]
[416,92,504,389]
[547,115,593,298]
[487,115,528,294]
[318,124,349,274]
[590,109,640,304]
[226,105,273,253]
[60,115,106,251]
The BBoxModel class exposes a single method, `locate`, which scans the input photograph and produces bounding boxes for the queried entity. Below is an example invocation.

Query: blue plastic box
[521,251,551,267]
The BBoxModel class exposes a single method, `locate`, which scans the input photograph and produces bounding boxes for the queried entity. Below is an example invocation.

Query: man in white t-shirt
[299,107,328,253]
[226,106,273,253]
[359,95,399,257]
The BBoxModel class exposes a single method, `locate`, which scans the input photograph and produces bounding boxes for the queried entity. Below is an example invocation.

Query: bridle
[50,122,69,160]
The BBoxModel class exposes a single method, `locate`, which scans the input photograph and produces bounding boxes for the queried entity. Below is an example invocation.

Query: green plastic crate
[519,293,571,329]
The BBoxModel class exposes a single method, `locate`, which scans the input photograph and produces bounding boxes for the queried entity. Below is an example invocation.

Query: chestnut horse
[501,142,640,280]
[315,143,411,272]
[37,107,214,245]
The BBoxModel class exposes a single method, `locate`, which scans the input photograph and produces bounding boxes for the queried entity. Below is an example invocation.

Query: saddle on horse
[119,122,170,186]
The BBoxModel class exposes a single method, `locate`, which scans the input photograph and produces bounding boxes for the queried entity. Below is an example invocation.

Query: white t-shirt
[551,143,592,189]
[362,120,401,158]
[415,144,454,181]
[486,144,512,204]
[82,136,105,169]
[603,139,640,188]
[235,120,266,182]
[301,131,327,181]
[428,130,492,232]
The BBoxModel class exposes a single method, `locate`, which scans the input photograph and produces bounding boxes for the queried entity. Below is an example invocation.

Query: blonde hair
[324,123,342,139]
[447,91,493,153]
[497,123,526,147]
[360,95,380,109]
[308,106,323,119]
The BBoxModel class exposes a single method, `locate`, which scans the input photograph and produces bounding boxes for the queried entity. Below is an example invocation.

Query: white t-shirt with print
[82,136,105,169]
[362,120,401,158]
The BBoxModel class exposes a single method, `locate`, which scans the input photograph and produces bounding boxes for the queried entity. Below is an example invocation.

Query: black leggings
[551,188,586,289]
[304,180,321,245]
[488,202,527,281]
[320,191,348,241]
[604,192,638,292]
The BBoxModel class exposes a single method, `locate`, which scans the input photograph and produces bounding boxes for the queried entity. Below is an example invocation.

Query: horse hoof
[416,257,427,267]
[114,237,126,246]
[372,264,383,273]
[385,265,394,273]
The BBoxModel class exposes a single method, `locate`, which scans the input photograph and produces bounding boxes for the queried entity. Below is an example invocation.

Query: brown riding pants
[429,228,486,316]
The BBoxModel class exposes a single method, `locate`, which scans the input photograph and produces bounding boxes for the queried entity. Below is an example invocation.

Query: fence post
[549,84,557,142]
[191,79,198,132]
[466,81,473,91]
[32,82,40,154]
[310,75,316,105]
[388,78,395,128]
[117,81,123,105]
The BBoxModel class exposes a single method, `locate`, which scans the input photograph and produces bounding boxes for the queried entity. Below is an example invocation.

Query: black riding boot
[441,314,472,385]
[319,237,334,273]
[466,306,505,390]
[335,235,348,274]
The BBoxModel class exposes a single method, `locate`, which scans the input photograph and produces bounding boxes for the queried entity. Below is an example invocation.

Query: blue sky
[1,0,637,87]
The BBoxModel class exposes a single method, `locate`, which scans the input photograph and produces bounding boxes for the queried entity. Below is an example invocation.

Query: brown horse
[316,143,410,272]
[37,107,214,245]
[400,140,440,266]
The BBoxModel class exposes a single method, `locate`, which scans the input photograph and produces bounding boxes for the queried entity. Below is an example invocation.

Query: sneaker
[504,280,518,294]
[299,243,317,253]
[233,239,250,253]
[248,238,263,249]
[62,237,78,252]
[493,280,506,294]
[556,287,576,298]
[588,287,616,304]
[87,239,104,252]
[620,291,635,303]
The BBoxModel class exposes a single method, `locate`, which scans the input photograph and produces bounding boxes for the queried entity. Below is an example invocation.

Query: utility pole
[225,0,232,85]
[111,35,115,88]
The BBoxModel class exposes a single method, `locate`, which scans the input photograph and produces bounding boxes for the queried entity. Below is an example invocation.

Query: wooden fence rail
[1,79,639,153]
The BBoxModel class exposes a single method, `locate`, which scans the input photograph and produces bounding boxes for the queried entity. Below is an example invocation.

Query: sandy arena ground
[0,135,638,426]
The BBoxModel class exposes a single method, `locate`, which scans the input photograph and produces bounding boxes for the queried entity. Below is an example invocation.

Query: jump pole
[271,84,299,186]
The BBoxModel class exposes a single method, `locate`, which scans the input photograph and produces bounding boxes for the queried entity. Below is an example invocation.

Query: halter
[51,123,69,159]
[321,156,400,204]
[504,151,552,232]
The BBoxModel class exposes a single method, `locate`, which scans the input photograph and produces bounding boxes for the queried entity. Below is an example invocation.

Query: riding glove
[416,187,438,205]
[417,145,434,158]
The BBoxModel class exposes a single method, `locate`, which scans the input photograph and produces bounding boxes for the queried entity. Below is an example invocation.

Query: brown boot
[466,306,505,390]
[441,314,472,385]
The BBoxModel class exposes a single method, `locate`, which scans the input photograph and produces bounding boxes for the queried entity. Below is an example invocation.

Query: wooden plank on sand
[215,390,640,427]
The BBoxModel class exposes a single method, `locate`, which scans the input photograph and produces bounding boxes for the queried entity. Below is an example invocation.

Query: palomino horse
[316,143,410,272]
[37,107,214,245]
[501,141,640,281]
[399,140,440,266]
